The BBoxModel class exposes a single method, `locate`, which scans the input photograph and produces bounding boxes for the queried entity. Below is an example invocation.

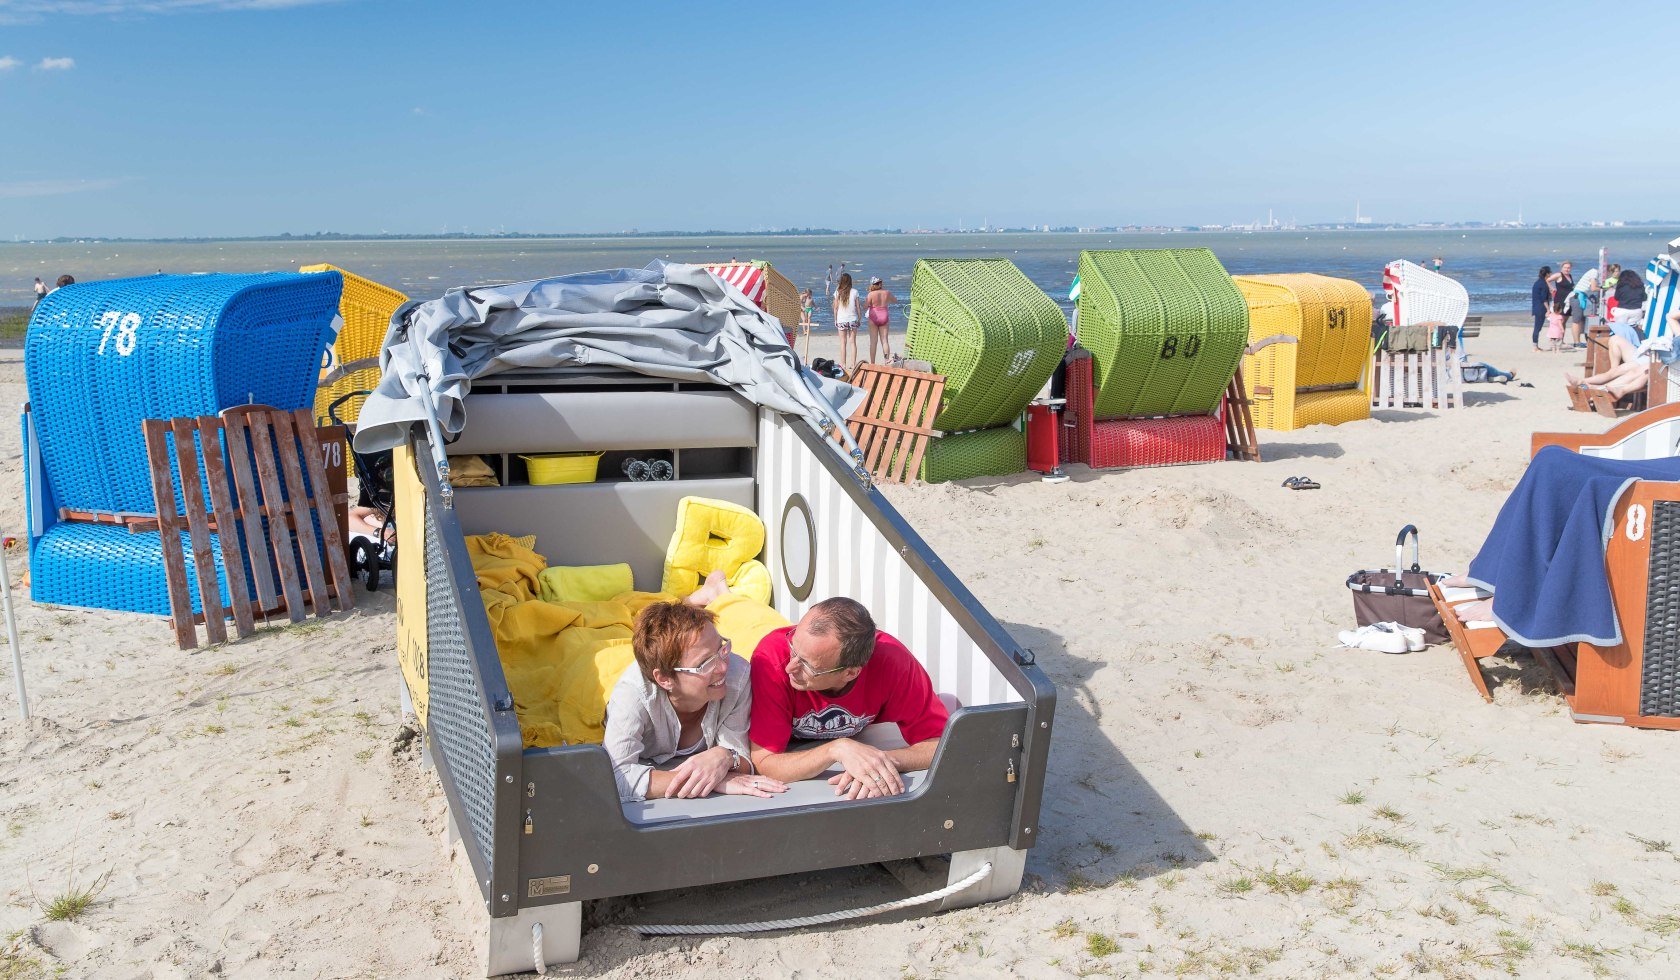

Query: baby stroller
[327,391,396,591]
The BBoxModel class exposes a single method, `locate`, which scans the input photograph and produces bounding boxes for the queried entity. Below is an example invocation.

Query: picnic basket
[1345,524,1449,644]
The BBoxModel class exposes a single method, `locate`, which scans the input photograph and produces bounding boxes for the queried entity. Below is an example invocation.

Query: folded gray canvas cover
[354,262,864,453]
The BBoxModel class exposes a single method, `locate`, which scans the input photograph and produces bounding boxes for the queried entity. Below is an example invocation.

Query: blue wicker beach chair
[25,272,343,614]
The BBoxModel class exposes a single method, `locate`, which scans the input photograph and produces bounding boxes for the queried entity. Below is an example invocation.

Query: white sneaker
[1337,623,1410,654]
[1391,623,1426,652]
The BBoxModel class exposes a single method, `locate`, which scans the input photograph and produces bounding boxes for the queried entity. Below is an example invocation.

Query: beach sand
[4,317,1679,978]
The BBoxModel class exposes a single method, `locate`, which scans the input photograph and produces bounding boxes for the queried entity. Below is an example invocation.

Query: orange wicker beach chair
[1438,401,1680,726]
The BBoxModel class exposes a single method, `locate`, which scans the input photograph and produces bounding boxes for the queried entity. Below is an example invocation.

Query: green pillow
[538,563,634,604]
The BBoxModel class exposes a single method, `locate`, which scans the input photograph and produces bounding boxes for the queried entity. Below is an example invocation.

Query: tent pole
[2,540,25,721]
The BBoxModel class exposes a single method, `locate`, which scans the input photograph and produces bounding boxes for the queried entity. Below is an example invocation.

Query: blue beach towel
[1465,446,1680,647]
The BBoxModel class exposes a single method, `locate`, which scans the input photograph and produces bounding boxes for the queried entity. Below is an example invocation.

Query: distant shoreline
[5,224,1678,246]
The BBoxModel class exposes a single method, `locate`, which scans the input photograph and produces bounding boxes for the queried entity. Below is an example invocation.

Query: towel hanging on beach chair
[1464,446,1680,647]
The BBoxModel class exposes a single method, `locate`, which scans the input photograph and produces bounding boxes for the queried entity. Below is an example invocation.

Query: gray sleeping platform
[397,370,1056,976]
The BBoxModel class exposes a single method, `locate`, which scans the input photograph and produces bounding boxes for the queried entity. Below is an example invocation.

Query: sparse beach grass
[6,313,1680,975]
[0,308,27,341]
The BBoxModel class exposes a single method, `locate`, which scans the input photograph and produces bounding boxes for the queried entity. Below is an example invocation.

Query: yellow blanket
[464,533,790,749]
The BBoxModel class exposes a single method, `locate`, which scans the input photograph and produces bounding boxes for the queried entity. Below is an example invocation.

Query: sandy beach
[4,315,1679,978]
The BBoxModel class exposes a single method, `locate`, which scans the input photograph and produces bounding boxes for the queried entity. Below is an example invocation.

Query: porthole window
[780,493,816,602]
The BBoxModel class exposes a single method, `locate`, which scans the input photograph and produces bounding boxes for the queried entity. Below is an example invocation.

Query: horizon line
[8,220,1680,245]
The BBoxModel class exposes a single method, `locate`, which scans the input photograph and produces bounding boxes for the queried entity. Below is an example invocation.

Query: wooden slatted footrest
[840,364,947,484]
[142,406,353,649]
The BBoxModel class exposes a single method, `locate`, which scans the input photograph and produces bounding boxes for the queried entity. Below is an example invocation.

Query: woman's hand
[721,773,789,797]
[664,747,734,799]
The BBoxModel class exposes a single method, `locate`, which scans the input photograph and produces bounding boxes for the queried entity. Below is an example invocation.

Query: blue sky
[0,0,1672,238]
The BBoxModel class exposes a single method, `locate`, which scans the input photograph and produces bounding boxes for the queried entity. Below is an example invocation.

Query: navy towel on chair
[1466,446,1680,647]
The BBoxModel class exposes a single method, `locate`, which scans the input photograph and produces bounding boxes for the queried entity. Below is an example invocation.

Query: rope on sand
[626,862,992,937]
[532,921,545,975]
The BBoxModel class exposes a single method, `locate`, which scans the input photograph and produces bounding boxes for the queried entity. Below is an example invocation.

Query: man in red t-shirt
[749,597,948,799]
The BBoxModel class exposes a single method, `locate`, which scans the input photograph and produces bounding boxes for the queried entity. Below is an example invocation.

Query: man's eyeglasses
[671,638,732,676]
[788,626,851,677]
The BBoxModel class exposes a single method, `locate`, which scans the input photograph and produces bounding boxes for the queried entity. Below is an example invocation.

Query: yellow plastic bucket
[520,451,602,485]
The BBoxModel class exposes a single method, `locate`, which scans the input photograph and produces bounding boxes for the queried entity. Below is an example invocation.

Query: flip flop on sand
[1282,476,1321,490]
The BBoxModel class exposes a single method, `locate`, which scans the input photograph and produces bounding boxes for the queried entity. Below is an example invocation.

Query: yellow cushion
[728,559,772,606]
[538,563,634,604]
[661,496,769,602]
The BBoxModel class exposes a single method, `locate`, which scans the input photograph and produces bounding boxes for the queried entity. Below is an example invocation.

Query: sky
[0,0,1673,239]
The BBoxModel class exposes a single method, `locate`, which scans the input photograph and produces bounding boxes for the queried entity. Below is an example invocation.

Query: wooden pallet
[142,406,353,649]
[1370,349,1461,410]
[1222,365,1262,462]
[842,363,946,484]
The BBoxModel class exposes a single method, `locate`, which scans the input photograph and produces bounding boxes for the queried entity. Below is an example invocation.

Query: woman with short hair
[602,600,789,803]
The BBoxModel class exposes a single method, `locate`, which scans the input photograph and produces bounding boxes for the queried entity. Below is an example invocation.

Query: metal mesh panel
[424,500,500,874]
[1641,500,1680,717]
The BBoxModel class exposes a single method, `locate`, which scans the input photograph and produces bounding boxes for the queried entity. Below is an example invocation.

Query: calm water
[3,228,1676,314]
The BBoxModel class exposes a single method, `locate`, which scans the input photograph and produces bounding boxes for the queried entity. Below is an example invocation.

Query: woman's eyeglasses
[671,638,732,675]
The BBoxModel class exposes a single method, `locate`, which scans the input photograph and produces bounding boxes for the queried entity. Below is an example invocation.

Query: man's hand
[664,747,733,799]
[827,739,903,798]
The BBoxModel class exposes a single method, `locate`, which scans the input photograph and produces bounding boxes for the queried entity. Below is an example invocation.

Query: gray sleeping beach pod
[392,368,1056,974]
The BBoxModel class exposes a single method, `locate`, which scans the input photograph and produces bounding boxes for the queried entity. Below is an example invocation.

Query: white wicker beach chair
[1643,253,1679,341]
[1382,260,1470,330]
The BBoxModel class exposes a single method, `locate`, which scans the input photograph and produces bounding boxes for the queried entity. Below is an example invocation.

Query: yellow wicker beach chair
[1235,273,1372,431]
[302,264,408,431]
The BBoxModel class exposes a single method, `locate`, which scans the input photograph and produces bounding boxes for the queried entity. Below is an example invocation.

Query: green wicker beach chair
[920,426,1027,483]
[905,258,1070,432]
[1076,249,1250,418]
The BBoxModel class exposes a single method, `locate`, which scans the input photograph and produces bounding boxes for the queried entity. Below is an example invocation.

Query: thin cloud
[35,56,74,70]
[0,177,132,198]
[0,56,18,71]
[0,0,343,23]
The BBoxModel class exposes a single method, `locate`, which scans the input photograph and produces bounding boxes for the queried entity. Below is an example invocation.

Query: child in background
[798,288,815,358]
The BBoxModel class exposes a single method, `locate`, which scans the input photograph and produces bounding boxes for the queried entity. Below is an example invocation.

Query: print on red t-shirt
[749,626,949,754]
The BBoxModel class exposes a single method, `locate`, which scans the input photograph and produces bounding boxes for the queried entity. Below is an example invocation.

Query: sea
[3,227,1676,315]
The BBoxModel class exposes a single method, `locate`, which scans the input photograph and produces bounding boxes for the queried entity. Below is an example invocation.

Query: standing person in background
[824,264,834,300]
[832,272,861,371]
[1602,264,1622,323]
[797,287,815,359]
[1566,267,1599,348]
[864,276,898,365]
[32,277,46,308]
[1530,266,1553,351]
[49,275,74,295]
[1550,261,1575,343]
[1432,256,1444,273]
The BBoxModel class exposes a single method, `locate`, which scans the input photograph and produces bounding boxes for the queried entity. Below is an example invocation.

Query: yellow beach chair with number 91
[1234,273,1372,431]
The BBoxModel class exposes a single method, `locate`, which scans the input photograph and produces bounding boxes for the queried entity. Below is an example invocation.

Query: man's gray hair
[805,597,876,669]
